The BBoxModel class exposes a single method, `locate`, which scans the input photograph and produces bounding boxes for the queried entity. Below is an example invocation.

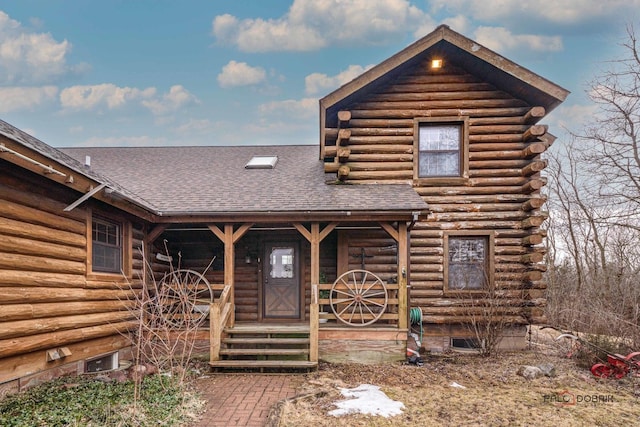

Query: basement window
[245,155,278,169]
[85,352,119,373]
[451,338,482,351]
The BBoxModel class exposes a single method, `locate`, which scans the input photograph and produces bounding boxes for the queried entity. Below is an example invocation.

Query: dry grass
[277,328,640,426]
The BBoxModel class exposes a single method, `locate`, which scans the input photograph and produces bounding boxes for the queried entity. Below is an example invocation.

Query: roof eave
[320,24,569,114]
[153,209,430,222]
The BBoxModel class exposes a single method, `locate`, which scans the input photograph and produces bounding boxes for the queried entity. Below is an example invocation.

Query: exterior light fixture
[431,59,443,69]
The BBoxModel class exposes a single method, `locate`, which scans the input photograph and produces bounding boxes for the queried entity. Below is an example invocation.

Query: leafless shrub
[456,270,525,357]
[545,24,640,351]
[123,242,215,402]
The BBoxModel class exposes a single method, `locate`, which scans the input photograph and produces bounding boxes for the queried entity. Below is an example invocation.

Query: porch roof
[60,145,428,217]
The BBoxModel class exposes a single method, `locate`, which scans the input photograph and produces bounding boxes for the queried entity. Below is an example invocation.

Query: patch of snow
[328,384,404,418]
[450,382,466,389]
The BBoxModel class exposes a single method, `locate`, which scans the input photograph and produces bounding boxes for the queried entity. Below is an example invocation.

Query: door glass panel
[269,247,294,279]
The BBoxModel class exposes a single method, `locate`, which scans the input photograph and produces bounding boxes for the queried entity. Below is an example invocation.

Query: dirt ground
[275,328,640,426]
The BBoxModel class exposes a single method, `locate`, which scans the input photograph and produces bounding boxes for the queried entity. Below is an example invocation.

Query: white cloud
[474,26,562,53]
[217,60,266,88]
[550,103,598,133]
[440,15,472,35]
[305,64,374,95]
[80,135,168,147]
[0,86,58,113]
[212,14,239,41]
[141,85,199,115]
[60,84,156,110]
[174,118,213,134]
[0,11,73,83]
[259,97,317,119]
[211,0,428,52]
[430,0,640,25]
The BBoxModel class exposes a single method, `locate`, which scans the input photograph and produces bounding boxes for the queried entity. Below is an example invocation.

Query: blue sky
[0,0,638,148]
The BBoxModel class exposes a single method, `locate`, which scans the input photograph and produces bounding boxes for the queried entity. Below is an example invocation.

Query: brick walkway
[192,374,303,427]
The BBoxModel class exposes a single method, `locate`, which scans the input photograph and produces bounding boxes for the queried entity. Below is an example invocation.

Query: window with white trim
[92,217,122,273]
[414,117,469,181]
[418,124,461,176]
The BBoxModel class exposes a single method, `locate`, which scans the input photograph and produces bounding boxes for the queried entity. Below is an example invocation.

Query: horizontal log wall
[323,61,548,328]
[0,161,141,383]
[158,229,338,322]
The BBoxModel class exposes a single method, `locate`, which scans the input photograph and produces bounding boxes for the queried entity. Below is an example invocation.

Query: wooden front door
[263,241,300,319]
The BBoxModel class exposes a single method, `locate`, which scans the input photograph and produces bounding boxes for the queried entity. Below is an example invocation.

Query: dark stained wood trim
[232,223,254,243]
[292,223,311,242]
[319,222,338,241]
[207,224,225,242]
[146,224,167,244]
[320,25,569,111]
[379,222,399,242]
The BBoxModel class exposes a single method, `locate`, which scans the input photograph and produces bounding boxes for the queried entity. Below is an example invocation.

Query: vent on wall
[85,352,119,373]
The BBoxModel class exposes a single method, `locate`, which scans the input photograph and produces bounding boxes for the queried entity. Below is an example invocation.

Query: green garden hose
[409,307,423,343]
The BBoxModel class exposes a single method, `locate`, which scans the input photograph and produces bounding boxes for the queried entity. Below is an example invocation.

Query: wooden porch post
[397,221,408,330]
[208,223,253,328]
[223,224,235,326]
[293,222,337,363]
[310,223,319,363]
[293,222,338,286]
[380,221,409,330]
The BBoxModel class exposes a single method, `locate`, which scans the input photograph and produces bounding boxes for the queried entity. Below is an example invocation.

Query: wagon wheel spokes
[158,269,213,327]
[330,269,388,327]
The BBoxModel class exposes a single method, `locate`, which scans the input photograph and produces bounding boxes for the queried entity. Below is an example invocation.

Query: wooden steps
[209,360,317,369]
[210,323,317,372]
[223,337,310,345]
[220,348,309,356]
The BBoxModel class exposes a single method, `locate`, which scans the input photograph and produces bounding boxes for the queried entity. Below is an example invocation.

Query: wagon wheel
[329,269,388,327]
[158,269,213,327]
[590,363,613,378]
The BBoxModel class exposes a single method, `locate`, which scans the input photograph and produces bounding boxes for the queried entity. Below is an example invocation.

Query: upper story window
[418,124,461,176]
[92,217,122,273]
[414,117,469,183]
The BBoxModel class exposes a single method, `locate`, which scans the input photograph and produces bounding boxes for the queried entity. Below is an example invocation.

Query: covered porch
[145,216,417,369]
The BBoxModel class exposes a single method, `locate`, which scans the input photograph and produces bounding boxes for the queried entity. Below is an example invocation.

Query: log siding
[0,162,141,384]
[322,61,549,330]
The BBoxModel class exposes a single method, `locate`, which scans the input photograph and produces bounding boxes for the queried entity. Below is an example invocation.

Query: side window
[414,117,468,182]
[444,233,493,291]
[92,217,122,273]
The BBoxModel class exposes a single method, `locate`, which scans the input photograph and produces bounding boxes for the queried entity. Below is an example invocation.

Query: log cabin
[0,25,568,389]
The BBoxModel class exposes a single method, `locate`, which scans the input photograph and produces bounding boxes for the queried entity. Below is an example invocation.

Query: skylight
[245,155,278,169]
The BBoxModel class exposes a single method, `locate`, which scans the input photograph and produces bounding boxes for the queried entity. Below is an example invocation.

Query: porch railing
[316,282,401,326]
[309,283,319,362]
[209,284,234,362]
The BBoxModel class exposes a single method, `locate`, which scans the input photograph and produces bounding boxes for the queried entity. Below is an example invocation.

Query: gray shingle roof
[0,119,157,210]
[60,145,428,216]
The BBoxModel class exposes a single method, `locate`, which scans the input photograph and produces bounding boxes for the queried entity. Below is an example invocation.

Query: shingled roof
[0,119,155,211]
[60,145,428,217]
